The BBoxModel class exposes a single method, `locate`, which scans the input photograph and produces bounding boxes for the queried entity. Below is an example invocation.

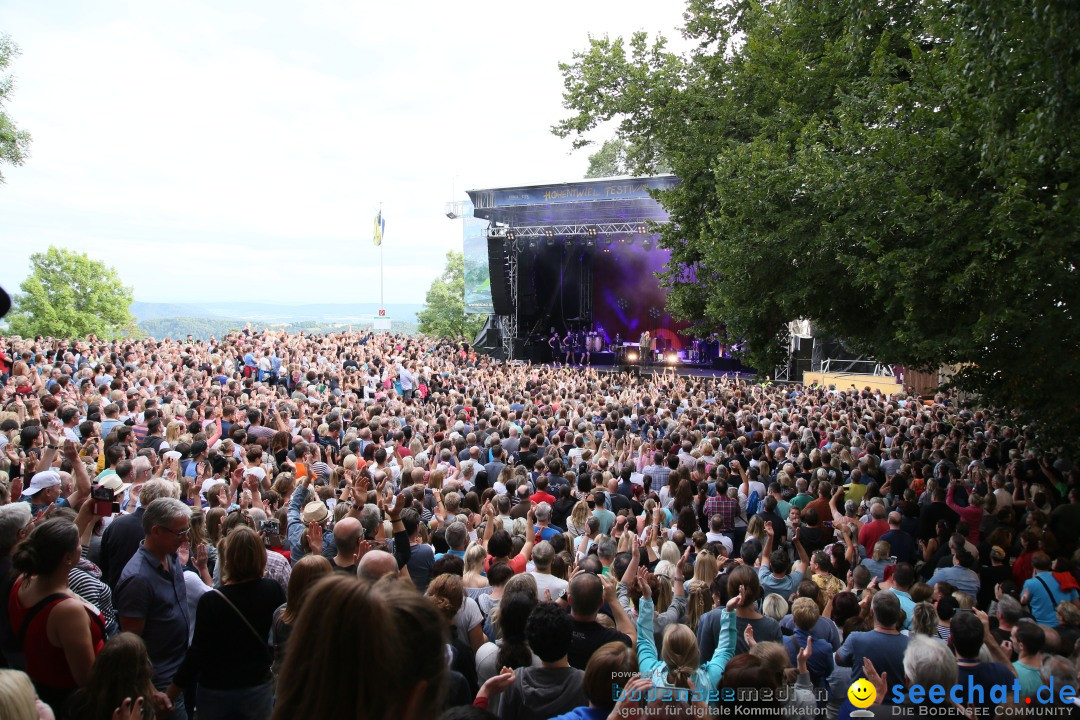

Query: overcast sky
[0,0,683,307]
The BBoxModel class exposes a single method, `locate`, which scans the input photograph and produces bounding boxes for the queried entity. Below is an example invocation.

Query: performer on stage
[639,330,651,366]
[579,330,590,367]
[563,329,575,366]
[548,329,560,366]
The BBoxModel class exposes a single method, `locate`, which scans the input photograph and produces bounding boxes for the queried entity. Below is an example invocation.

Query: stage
[465,175,732,364]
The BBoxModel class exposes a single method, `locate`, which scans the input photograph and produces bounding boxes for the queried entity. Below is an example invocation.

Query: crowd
[0,328,1078,720]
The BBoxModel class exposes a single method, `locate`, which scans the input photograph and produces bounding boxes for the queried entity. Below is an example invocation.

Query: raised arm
[602,571,636,646]
[635,574,661,674]
[793,525,810,571]
[705,585,743,687]
[63,440,91,509]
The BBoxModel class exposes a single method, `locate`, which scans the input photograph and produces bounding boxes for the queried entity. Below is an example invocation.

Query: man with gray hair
[116,497,192,719]
[459,461,475,492]
[596,536,618,575]
[532,501,560,542]
[1041,656,1080,713]
[529,540,568,600]
[858,500,890,556]
[100,477,178,589]
[439,521,468,560]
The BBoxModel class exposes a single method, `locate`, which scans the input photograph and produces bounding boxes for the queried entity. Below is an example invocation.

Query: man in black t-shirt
[565,571,635,670]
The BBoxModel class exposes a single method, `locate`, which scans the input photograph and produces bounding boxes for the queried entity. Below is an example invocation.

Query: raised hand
[676,545,691,576]
[112,697,145,720]
[606,675,654,720]
[861,656,887,705]
[743,623,756,648]
[726,583,747,611]
[797,636,812,671]
[307,521,324,554]
[637,567,652,599]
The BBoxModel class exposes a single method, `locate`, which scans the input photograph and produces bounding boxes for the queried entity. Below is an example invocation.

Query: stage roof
[467,175,678,227]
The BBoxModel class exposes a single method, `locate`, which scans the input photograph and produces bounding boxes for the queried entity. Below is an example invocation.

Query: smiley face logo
[848,678,876,709]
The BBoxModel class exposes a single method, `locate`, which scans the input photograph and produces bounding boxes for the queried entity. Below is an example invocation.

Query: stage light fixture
[602,235,613,247]
[637,224,647,234]
[627,351,639,363]
[587,227,598,238]
[665,352,678,364]
[642,238,654,250]
[506,230,516,241]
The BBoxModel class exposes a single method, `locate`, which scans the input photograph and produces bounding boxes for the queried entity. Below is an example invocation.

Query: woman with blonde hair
[636,567,739,694]
[567,500,590,538]
[0,669,42,720]
[762,594,789,622]
[165,421,183,447]
[653,541,681,581]
[745,516,767,549]
[860,541,893,583]
[463,544,489,589]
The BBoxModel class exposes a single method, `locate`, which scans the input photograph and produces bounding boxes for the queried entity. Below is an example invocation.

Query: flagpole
[379,202,384,312]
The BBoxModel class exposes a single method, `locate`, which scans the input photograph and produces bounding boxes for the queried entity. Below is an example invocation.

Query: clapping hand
[726,583,748,611]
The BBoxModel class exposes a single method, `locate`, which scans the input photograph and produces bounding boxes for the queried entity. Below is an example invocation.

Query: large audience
[0,329,1078,720]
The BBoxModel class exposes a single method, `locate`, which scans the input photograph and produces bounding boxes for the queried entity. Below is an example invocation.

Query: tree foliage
[418,251,485,341]
[555,0,1080,451]
[585,139,629,178]
[0,35,31,182]
[7,247,137,339]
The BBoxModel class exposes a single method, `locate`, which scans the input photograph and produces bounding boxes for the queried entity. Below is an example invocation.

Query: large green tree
[418,250,485,340]
[7,247,137,339]
[0,35,31,182]
[555,0,1080,451]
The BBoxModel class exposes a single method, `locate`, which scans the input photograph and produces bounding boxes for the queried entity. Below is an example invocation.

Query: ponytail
[12,517,78,577]
[666,665,693,689]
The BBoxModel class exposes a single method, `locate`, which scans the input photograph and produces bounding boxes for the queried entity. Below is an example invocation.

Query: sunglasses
[159,525,191,538]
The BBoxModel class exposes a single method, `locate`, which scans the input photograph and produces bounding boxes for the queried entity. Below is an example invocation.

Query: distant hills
[130,301,423,340]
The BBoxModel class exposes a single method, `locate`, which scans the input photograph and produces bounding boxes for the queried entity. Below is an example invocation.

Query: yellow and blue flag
[373,210,385,246]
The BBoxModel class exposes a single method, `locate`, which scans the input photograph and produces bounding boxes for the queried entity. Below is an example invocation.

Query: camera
[91,486,119,516]
[260,519,281,548]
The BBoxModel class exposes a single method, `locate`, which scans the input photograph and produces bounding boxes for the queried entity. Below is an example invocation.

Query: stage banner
[462,200,493,315]
[469,176,680,210]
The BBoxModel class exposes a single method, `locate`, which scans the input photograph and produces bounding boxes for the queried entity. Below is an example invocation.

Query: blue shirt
[114,544,190,687]
[837,630,908,703]
[1024,571,1079,627]
[889,588,916,631]
[927,565,980,598]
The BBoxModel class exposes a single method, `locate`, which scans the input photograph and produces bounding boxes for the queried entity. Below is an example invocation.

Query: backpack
[745,489,761,517]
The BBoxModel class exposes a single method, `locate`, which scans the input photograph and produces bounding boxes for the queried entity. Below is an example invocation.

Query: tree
[555,0,1080,452]
[7,247,137,339]
[585,139,628,178]
[0,35,31,182]
[585,138,671,178]
[418,250,485,340]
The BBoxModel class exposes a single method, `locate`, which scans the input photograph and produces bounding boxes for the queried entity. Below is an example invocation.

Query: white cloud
[0,0,684,306]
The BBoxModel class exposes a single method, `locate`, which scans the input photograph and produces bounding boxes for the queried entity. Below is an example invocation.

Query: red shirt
[530,491,556,506]
[8,579,106,689]
[485,553,527,574]
[858,519,891,556]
